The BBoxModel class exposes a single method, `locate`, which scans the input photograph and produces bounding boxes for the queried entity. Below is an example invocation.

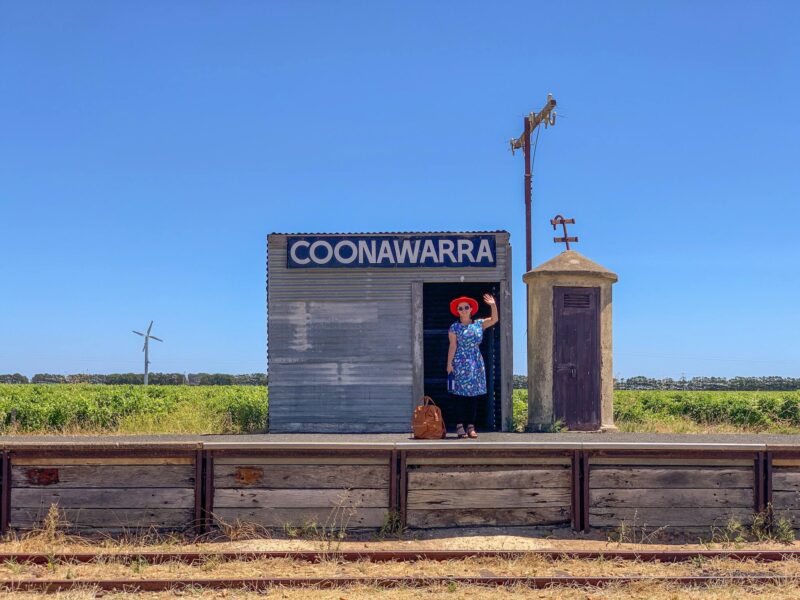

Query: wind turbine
[132,321,163,385]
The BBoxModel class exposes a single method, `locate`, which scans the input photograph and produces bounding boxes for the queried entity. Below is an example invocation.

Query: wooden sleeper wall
[2,447,800,534]
[588,457,756,530]
[405,456,573,529]
[211,454,391,529]
[9,454,197,532]
[772,457,800,527]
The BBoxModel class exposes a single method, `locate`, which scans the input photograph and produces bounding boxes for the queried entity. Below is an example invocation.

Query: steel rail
[1,549,800,565]
[1,575,798,592]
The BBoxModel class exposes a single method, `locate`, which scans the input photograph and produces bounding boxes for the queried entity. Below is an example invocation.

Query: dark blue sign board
[287,235,496,268]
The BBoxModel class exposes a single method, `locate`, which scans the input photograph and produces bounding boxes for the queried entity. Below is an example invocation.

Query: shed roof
[268,230,509,237]
[524,250,618,281]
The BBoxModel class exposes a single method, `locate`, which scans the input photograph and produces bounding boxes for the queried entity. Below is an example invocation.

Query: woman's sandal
[455,424,467,438]
[467,425,478,439]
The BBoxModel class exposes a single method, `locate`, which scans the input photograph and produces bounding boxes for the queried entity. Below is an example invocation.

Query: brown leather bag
[412,396,447,439]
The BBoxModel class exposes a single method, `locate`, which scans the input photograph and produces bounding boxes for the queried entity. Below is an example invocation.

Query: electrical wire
[530,123,542,171]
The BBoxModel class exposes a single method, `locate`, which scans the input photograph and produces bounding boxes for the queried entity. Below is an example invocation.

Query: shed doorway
[553,286,601,430]
[422,282,501,431]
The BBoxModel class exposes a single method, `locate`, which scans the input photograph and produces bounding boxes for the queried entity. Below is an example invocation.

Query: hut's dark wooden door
[553,286,600,430]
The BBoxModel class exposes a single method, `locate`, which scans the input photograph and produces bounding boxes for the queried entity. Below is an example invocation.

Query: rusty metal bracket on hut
[551,214,578,250]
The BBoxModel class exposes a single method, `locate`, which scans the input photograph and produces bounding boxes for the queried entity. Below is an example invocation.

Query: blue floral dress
[449,319,486,396]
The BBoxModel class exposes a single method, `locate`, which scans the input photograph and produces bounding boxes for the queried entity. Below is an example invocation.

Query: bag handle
[421,395,436,406]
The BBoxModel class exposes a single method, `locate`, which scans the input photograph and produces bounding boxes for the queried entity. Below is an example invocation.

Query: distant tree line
[512,375,800,391]
[4,373,798,391]
[614,376,800,391]
[0,373,268,386]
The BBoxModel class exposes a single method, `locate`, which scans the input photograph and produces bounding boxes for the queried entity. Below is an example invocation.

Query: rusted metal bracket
[551,215,578,250]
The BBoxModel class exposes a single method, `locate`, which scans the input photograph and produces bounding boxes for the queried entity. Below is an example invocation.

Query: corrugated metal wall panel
[267,232,510,433]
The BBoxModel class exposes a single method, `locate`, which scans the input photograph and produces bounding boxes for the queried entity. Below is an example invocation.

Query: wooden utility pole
[510,94,557,271]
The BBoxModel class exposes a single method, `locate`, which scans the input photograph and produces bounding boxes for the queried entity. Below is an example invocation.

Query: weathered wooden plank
[773,459,800,467]
[407,457,570,466]
[214,488,388,509]
[214,464,389,489]
[12,458,193,466]
[407,507,570,528]
[408,467,570,490]
[10,508,194,529]
[590,467,753,489]
[212,507,388,528]
[12,465,195,488]
[589,507,754,528]
[11,488,195,509]
[590,488,753,509]
[772,470,800,492]
[772,509,800,525]
[407,488,570,509]
[589,458,754,467]
[214,457,387,465]
[771,491,800,510]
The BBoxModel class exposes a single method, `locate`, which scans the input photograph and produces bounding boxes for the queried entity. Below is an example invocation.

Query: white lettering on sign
[475,238,493,262]
[333,240,357,264]
[289,240,311,265]
[287,235,497,268]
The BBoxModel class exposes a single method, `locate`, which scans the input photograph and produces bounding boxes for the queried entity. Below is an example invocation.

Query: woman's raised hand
[483,293,496,305]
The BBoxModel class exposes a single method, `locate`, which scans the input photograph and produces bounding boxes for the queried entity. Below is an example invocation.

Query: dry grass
[0,554,799,581]
[4,581,800,600]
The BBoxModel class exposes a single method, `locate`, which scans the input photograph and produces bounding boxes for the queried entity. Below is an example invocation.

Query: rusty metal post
[389,449,398,514]
[0,451,9,535]
[755,451,765,513]
[523,116,532,272]
[581,451,590,533]
[398,451,408,529]
[194,449,203,535]
[765,452,773,509]
[202,450,214,533]
[571,450,581,532]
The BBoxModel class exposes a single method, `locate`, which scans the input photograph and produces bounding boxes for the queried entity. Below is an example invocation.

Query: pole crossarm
[509,94,557,155]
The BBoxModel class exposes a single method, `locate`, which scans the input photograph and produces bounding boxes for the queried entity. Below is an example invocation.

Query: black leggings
[450,394,478,427]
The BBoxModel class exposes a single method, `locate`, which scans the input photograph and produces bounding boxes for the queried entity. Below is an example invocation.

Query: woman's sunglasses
[457,305,471,311]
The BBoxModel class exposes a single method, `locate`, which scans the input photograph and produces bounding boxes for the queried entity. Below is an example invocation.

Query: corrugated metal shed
[267,231,512,433]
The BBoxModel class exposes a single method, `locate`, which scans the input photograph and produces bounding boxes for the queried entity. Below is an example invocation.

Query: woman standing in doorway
[446,293,499,438]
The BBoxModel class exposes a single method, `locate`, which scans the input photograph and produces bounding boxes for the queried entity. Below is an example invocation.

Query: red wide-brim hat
[450,296,479,317]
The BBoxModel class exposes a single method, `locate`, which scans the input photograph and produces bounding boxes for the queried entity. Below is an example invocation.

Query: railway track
[1,549,800,564]
[1,549,798,592]
[0,575,798,592]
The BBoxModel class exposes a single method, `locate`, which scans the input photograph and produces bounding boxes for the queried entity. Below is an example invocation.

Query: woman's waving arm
[481,294,499,329]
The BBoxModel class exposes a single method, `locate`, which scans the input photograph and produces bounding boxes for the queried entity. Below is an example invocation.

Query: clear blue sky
[2,1,799,379]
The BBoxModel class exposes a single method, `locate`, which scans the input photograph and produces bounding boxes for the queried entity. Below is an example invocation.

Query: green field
[513,389,800,433]
[0,384,268,434]
[2,385,800,435]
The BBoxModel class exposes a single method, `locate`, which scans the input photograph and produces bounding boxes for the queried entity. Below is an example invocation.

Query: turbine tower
[132,321,163,385]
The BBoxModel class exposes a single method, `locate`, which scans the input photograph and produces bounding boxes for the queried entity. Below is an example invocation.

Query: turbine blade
[147,321,153,335]
[133,331,144,336]
[150,336,163,342]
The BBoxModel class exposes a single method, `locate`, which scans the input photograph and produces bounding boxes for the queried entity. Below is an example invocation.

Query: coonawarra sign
[287,235,496,268]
